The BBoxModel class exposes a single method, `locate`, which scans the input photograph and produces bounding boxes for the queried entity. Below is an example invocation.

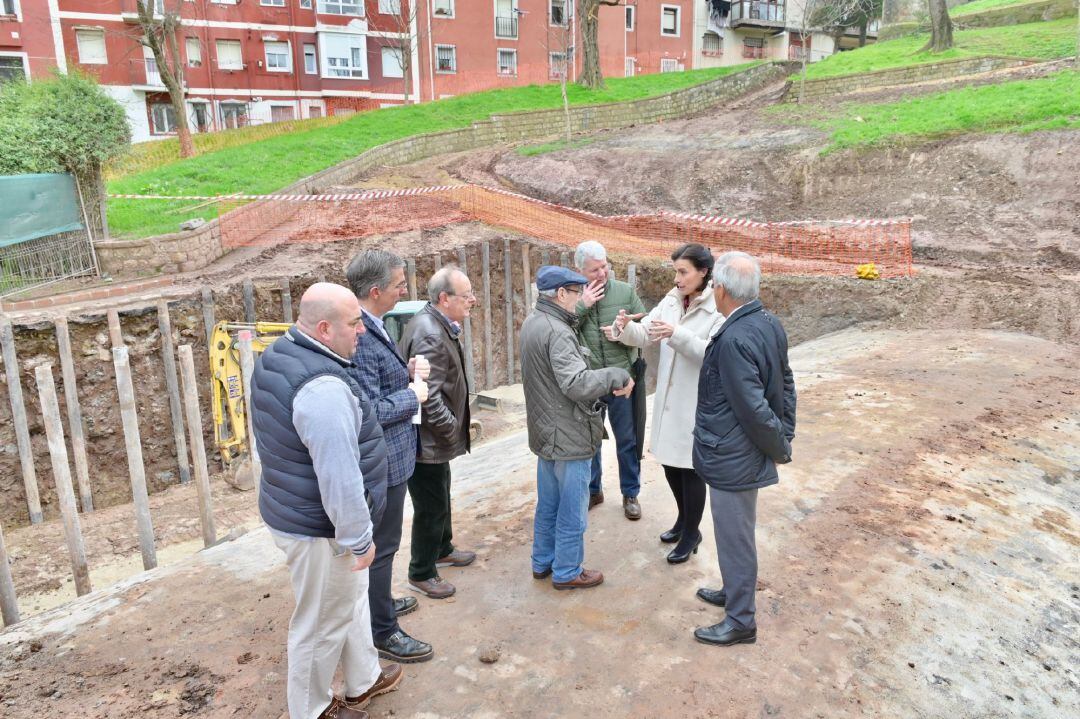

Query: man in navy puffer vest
[251,283,403,719]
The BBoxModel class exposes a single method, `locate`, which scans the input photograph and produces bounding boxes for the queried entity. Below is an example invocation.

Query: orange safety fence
[113,184,914,277]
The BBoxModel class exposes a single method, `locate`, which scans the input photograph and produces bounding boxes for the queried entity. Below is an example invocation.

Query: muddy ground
[1,328,1076,718]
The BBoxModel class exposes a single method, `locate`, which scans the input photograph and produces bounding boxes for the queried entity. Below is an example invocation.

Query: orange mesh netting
[119,184,914,277]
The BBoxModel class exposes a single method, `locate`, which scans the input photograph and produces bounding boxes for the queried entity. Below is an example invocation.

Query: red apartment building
[1,0,700,142]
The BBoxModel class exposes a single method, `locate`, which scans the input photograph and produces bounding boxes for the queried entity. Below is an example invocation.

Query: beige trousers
[273,534,382,719]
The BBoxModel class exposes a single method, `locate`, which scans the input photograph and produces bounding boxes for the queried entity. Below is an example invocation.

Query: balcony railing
[144,57,162,87]
[742,46,766,59]
[730,1,785,26]
[787,45,807,61]
[495,15,518,38]
[129,57,166,88]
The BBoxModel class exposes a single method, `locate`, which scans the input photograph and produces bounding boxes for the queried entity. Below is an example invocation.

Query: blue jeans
[590,393,641,498]
[532,458,591,584]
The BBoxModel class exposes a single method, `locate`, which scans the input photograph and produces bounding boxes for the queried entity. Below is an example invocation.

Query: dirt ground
[1,328,1076,718]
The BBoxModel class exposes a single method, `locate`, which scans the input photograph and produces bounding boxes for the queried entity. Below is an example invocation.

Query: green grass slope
[804,17,1077,79]
[108,64,755,238]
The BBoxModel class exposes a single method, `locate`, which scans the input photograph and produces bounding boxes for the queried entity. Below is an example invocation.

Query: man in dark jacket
[399,267,476,600]
[251,283,402,719]
[347,250,434,664]
[691,252,797,647]
[521,266,634,590]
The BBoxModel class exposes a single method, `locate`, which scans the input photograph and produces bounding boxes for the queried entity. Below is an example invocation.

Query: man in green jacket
[574,240,648,520]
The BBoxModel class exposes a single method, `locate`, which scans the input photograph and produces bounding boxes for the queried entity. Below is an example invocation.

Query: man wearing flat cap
[519,266,635,590]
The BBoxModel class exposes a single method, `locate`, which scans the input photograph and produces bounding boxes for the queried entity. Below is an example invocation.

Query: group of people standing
[249,240,796,719]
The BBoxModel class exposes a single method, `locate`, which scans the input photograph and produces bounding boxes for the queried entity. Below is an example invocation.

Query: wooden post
[504,239,515,384]
[627,263,638,291]
[541,249,550,267]
[0,520,19,627]
[0,315,42,524]
[406,259,417,300]
[112,346,158,571]
[521,244,533,310]
[481,241,494,389]
[237,331,261,495]
[157,300,191,485]
[456,248,476,387]
[279,278,293,322]
[433,252,443,271]
[106,309,123,348]
[34,364,92,596]
[201,287,215,347]
[178,345,217,548]
[54,316,94,512]
[317,273,327,284]
[242,280,256,323]
[559,251,570,268]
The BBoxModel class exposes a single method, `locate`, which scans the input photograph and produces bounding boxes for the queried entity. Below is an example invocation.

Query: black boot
[666,532,702,564]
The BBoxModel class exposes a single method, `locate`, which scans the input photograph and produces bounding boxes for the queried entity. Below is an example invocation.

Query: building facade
[2,0,873,143]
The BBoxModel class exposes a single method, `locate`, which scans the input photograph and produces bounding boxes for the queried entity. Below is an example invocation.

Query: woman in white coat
[604,244,724,564]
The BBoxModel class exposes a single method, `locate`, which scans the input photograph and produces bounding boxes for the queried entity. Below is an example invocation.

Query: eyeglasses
[449,291,476,301]
[563,287,583,295]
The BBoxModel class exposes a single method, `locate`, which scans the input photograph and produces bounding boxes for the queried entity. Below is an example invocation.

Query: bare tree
[383,0,423,104]
[134,0,195,157]
[544,13,576,144]
[797,0,879,102]
[921,0,954,53]
[577,0,622,90]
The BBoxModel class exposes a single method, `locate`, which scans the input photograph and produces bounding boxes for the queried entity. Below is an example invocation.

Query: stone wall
[955,0,1077,28]
[97,62,789,279]
[787,55,1039,102]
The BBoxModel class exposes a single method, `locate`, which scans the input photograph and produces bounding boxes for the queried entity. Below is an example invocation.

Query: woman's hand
[647,320,674,342]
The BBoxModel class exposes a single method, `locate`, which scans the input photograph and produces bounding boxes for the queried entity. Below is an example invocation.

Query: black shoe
[659,527,682,544]
[393,596,418,617]
[375,629,434,663]
[666,532,702,564]
[696,587,727,607]
[694,622,756,646]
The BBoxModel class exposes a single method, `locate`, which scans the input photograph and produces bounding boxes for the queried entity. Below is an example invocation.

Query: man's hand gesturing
[581,280,606,309]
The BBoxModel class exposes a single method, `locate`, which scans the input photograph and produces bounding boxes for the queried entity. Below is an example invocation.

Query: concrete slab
[1,328,1077,718]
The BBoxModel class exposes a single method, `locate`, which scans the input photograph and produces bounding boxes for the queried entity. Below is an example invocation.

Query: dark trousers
[407,461,454,582]
[368,481,407,642]
[662,465,707,551]
[589,393,641,498]
[709,486,759,630]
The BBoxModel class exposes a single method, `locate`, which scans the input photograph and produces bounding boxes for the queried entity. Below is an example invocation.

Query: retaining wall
[96,62,789,278]
[955,0,1076,28]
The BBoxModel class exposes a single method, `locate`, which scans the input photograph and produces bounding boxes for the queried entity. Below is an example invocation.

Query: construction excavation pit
[1,78,1078,719]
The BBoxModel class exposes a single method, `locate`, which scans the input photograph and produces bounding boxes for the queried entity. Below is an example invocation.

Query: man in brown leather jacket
[399,267,477,599]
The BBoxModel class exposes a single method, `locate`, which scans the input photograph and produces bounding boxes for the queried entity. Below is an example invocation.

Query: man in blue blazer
[347,250,434,664]
[692,251,797,647]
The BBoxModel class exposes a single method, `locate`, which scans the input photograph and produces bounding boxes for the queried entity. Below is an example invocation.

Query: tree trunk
[163,27,194,157]
[561,75,572,146]
[922,0,954,53]
[577,0,603,90]
[798,31,809,103]
[859,20,868,48]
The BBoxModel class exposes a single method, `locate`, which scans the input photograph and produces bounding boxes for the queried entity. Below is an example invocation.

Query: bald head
[296,282,364,357]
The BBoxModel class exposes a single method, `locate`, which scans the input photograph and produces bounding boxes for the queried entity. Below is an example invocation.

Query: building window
[497,48,517,76]
[151,103,177,134]
[1,0,19,17]
[0,55,28,84]
[271,105,295,122]
[308,105,323,118]
[435,44,456,73]
[216,39,243,70]
[186,37,202,67]
[432,0,453,17]
[321,32,367,78]
[660,58,680,72]
[299,0,312,7]
[625,5,634,31]
[743,36,765,58]
[702,31,721,55]
[265,41,291,72]
[304,43,317,74]
[220,101,249,129]
[75,28,107,65]
[379,0,401,13]
[191,103,210,132]
[550,0,567,25]
[381,46,404,78]
[261,0,285,5]
[318,0,364,17]
[549,51,568,80]
[661,6,680,37]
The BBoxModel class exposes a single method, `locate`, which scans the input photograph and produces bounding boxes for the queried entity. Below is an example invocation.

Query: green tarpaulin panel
[0,173,85,248]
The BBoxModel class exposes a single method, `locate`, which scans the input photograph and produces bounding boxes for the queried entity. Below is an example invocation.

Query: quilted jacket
[521,296,631,461]
[575,277,647,372]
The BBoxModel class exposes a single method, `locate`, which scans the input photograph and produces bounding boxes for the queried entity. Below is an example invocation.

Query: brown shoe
[589,491,604,510]
[435,549,476,568]
[318,697,368,718]
[408,576,456,599]
[345,663,403,709]
[623,496,641,521]
[553,568,604,591]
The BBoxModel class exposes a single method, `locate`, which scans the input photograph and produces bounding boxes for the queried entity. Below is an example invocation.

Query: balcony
[495,15,518,39]
[128,57,169,90]
[730,1,785,29]
[844,18,881,37]
[120,0,165,22]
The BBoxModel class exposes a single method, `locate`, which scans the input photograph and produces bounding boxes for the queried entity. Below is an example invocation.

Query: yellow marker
[856,263,880,280]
